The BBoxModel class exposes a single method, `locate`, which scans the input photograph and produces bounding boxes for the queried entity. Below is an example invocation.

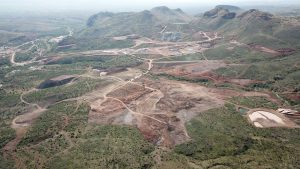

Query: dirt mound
[247,109,298,128]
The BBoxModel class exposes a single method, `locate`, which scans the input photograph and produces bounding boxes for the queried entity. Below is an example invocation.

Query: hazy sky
[0,0,299,12]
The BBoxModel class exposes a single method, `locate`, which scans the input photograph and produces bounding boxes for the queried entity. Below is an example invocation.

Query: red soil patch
[89,98,130,124]
[137,113,189,147]
[88,76,282,147]
[283,93,300,103]
[247,43,281,56]
[199,71,261,86]
[276,48,297,56]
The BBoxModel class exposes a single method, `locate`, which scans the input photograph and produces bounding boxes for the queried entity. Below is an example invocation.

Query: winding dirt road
[3,30,224,158]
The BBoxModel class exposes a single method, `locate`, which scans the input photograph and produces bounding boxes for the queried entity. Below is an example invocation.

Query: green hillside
[194,7,300,49]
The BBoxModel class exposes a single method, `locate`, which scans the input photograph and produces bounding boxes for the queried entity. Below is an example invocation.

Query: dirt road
[3,30,243,153]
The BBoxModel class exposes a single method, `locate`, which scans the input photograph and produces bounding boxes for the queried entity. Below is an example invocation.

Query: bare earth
[247,109,299,128]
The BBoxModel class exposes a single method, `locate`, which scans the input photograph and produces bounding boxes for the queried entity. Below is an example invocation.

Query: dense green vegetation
[0,90,24,169]
[46,55,142,70]
[175,104,300,168]
[14,52,34,62]
[0,90,25,123]
[0,127,15,148]
[214,53,300,92]
[19,102,89,146]
[16,102,155,169]
[14,45,38,62]
[195,7,300,49]
[56,37,135,51]
[0,155,15,169]
[46,125,155,169]
[0,57,10,66]
[0,90,20,108]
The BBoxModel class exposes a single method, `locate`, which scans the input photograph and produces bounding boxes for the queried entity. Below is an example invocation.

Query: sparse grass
[158,53,204,62]
[204,45,271,63]
[214,53,300,92]
[23,78,111,104]
[214,65,245,77]
[3,66,85,90]
[156,73,211,85]
[230,96,279,109]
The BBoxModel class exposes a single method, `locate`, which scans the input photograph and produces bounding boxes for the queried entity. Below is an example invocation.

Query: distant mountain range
[68,5,300,50]
[216,5,241,11]
[81,6,192,39]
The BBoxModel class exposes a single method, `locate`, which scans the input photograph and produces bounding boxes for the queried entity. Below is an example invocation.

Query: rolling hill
[80,6,193,39]
[194,7,300,49]
[216,5,241,12]
[56,6,195,51]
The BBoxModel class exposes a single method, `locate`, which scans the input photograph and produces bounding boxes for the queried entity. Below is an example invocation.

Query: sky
[0,0,299,13]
